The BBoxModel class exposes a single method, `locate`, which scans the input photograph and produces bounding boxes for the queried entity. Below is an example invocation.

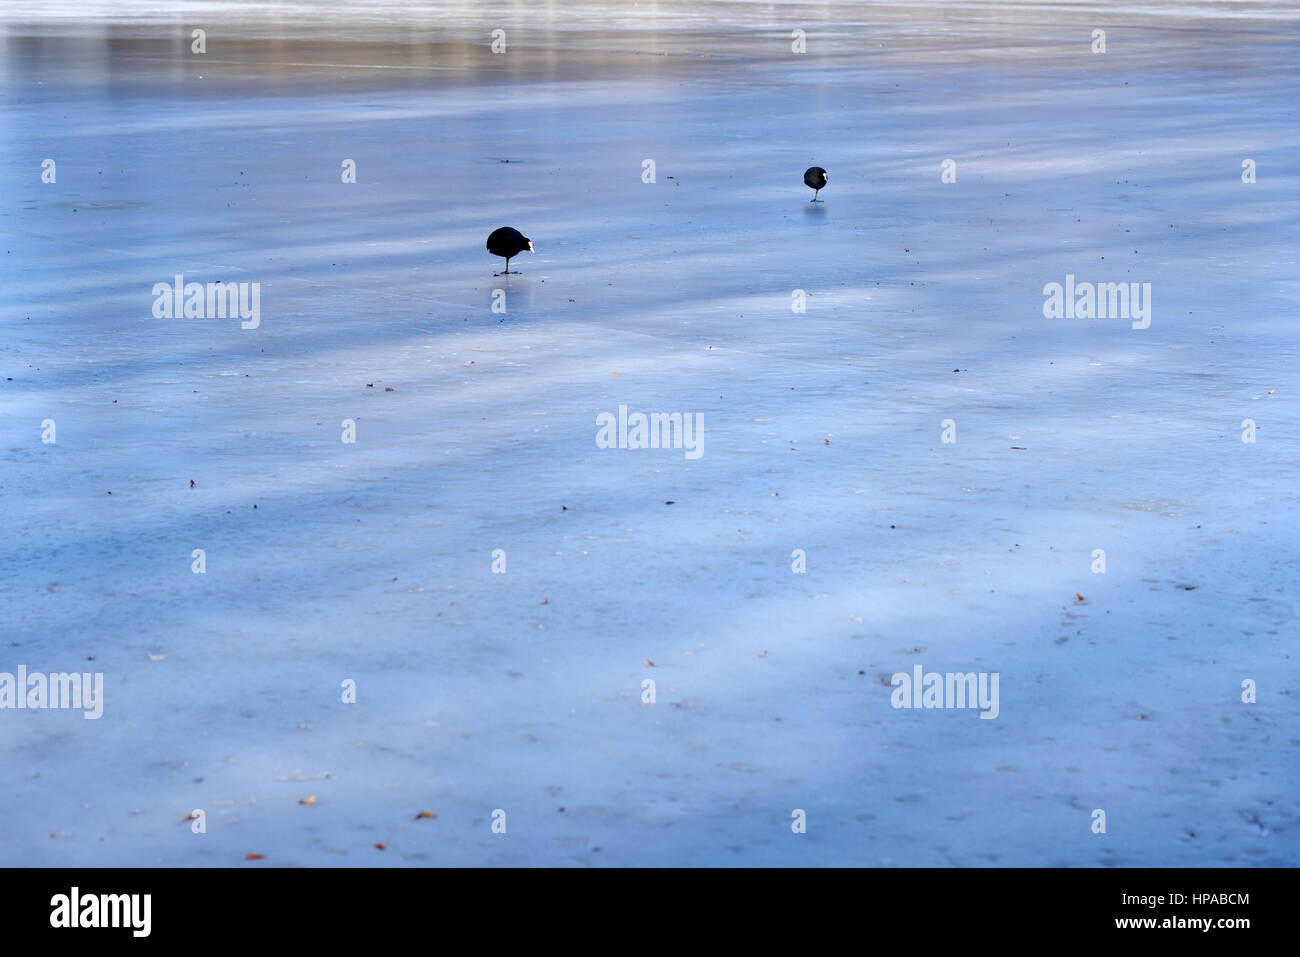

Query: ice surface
[1,1,1297,866]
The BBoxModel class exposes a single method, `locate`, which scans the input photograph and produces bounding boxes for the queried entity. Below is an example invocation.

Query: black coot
[804,166,828,202]
[486,227,534,274]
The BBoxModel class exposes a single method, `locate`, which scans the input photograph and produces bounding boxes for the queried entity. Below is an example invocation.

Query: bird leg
[811,189,820,202]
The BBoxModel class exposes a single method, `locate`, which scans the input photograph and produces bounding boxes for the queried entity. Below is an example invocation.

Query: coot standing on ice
[804,166,828,202]
[486,226,534,274]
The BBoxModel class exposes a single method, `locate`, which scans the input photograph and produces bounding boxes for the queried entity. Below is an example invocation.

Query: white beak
[528,241,535,253]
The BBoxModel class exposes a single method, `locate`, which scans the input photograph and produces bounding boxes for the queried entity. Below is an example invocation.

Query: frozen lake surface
[1,1,1298,866]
